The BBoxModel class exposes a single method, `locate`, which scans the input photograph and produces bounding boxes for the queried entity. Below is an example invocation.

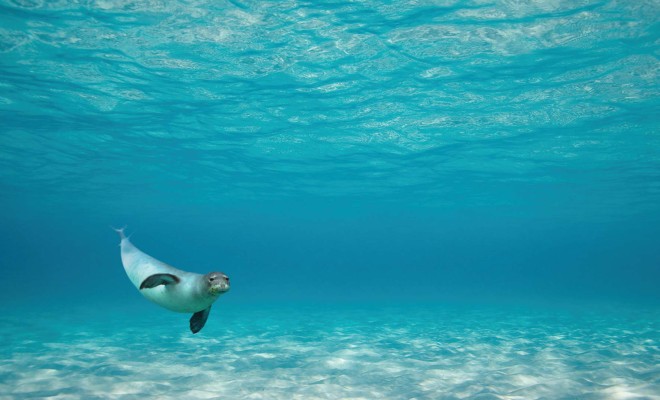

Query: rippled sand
[1,304,658,399]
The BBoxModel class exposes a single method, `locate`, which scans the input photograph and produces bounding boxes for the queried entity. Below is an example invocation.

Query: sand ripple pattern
[0,305,658,399]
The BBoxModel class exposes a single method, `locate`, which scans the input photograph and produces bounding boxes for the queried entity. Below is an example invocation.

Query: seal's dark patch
[139,273,180,289]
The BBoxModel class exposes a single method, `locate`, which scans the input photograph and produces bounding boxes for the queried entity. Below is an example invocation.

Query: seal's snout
[206,272,230,295]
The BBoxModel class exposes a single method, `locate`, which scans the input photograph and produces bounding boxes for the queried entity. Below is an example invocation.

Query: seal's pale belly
[139,277,215,313]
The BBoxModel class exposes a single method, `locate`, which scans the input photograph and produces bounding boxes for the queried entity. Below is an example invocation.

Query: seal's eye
[209,277,215,282]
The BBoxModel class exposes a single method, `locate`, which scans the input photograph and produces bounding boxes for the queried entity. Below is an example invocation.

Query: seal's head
[205,272,230,295]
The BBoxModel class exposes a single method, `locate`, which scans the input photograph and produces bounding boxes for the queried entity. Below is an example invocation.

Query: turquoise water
[1,0,659,399]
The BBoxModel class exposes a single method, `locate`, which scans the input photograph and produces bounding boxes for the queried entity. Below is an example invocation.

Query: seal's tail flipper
[111,225,127,241]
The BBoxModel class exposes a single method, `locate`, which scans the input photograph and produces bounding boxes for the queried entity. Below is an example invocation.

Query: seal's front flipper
[190,306,211,334]
[140,273,180,290]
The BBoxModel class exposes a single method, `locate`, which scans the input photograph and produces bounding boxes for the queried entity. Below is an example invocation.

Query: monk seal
[113,227,230,333]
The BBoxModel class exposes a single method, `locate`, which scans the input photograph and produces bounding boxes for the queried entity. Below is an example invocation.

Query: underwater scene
[0,0,659,399]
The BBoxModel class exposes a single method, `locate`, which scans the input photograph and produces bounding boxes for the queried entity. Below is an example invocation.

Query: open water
[0,0,659,399]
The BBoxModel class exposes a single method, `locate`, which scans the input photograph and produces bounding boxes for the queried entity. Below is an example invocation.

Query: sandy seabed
[1,304,658,399]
